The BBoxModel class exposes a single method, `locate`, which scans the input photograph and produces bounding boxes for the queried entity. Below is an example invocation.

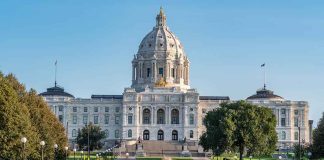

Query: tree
[0,73,39,159]
[76,123,106,151]
[0,72,68,159]
[199,100,278,160]
[311,112,324,158]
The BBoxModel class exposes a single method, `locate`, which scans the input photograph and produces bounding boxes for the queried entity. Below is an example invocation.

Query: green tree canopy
[0,72,68,159]
[76,123,106,151]
[199,100,278,160]
[312,112,324,158]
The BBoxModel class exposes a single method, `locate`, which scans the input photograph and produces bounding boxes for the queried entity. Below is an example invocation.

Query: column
[183,106,187,126]
[151,62,155,82]
[167,106,170,124]
[154,61,157,80]
[139,106,141,125]
[151,107,154,124]
[132,65,135,81]
[165,62,170,81]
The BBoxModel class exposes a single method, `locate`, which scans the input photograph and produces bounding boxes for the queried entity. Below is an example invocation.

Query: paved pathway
[117,157,210,160]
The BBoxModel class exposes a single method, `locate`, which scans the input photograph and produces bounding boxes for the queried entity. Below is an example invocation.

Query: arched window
[157,109,165,124]
[281,131,286,140]
[105,129,109,138]
[143,130,150,140]
[190,130,194,138]
[171,109,179,124]
[128,129,132,138]
[143,109,151,124]
[72,129,77,137]
[157,130,164,140]
[172,130,178,140]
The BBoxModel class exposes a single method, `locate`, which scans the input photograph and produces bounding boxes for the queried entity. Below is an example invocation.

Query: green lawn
[211,157,275,160]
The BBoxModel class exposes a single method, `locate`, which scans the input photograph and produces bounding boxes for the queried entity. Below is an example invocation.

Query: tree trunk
[239,145,244,160]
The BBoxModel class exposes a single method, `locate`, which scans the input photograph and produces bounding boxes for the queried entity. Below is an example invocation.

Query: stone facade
[39,8,311,150]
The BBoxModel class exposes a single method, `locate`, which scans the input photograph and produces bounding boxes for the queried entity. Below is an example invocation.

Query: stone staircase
[125,140,201,157]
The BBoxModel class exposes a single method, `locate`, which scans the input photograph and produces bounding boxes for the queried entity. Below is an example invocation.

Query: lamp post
[21,137,27,160]
[40,141,45,160]
[54,144,58,160]
[96,154,98,160]
[279,156,282,160]
[308,152,312,159]
[298,117,301,160]
[249,155,252,160]
[73,148,76,160]
[64,146,69,160]
[87,122,91,160]
[80,150,84,159]
[126,152,129,159]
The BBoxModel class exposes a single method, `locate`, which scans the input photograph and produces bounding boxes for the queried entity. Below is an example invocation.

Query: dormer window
[160,43,163,47]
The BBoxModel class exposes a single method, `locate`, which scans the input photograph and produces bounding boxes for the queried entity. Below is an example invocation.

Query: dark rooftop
[91,95,123,100]
[39,85,74,98]
[199,96,230,101]
[247,88,283,100]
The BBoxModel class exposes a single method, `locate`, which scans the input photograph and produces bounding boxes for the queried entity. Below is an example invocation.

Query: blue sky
[1,1,324,125]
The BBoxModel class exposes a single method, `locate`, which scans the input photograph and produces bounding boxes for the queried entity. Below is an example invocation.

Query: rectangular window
[105,107,109,112]
[190,130,194,138]
[94,107,98,112]
[147,68,151,77]
[294,117,299,127]
[281,118,286,127]
[72,129,77,137]
[59,106,63,111]
[190,114,194,125]
[159,68,164,77]
[73,115,77,124]
[73,107,77,112]
[115,115,120,124]
[115,130,120,138]
[171,68,175,77]
[59,115,63,123]
[115,107,120,113]
[84,107,88,112]
[94,115,98,124]
[105,115,109,124]
[83,115,88,124]
[128,115,133,124]
[281,109,286,115]
[294,132,298,140]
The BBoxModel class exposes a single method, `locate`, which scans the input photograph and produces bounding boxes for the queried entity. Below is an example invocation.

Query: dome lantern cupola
[156,7,166,27]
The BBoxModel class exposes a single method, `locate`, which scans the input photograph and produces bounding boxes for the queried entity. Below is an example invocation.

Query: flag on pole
[261,63,265,67]
[55,60,57,65]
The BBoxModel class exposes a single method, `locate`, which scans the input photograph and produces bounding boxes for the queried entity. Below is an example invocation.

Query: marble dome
[137,7,185,58]
[131,7,190,91]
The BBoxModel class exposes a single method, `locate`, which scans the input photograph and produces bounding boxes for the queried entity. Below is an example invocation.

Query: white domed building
[246,87,313,148]
[40,8,311,154]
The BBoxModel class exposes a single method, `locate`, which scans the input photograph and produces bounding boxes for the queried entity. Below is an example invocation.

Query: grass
[211,157,275,160]
[136,158,162,160]
[172,158,193,160]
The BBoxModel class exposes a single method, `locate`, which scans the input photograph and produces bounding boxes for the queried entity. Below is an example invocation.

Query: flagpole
[55,60,57,87]
[263,63,266,89]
